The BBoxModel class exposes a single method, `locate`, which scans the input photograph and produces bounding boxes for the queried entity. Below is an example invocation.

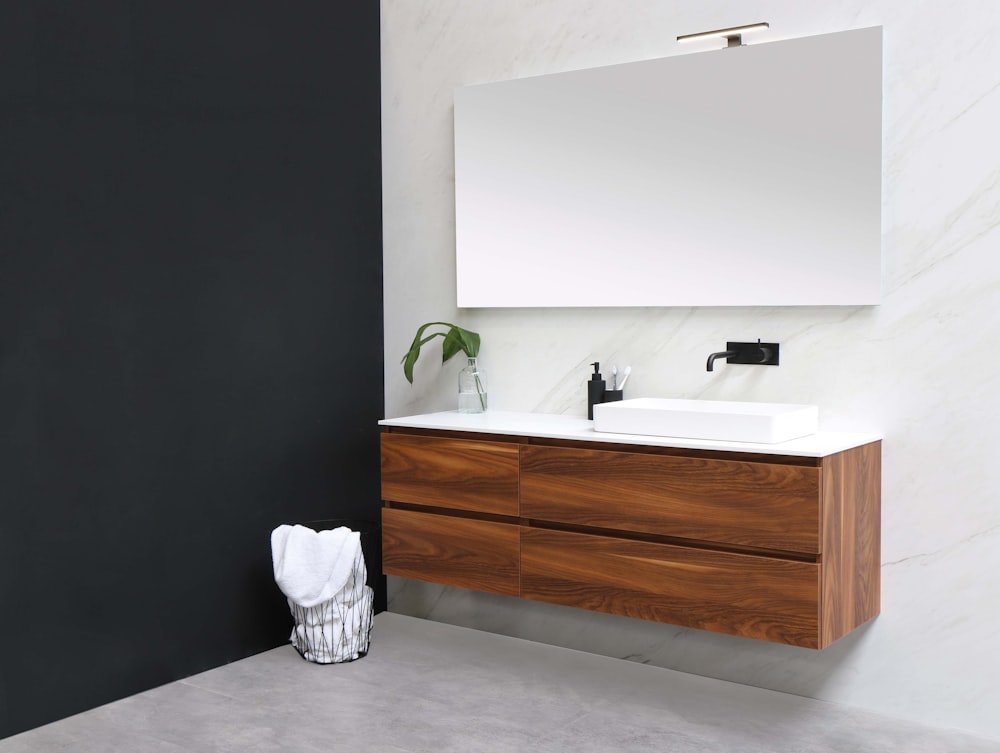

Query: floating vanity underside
[379,412,881,650]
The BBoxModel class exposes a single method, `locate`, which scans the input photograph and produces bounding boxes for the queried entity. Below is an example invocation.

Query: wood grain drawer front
[382,507,520,597]
[520,445,821,553]
[381,433,519,516]
[521,527,820,648]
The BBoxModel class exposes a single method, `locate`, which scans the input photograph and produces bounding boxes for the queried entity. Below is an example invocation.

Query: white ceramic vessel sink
[593,398,819,444]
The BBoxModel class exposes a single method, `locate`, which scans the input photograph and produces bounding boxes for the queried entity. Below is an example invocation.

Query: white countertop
[379,411,881,458]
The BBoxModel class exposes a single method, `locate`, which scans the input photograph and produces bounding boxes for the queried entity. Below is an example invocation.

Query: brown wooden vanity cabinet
[380,426,881,649]
[382,507,520,597]
[519,444,822,552]
[380,432,518,516]
[380,432,520,596]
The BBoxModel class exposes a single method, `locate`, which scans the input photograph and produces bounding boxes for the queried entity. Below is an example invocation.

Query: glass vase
[458,357,488,414]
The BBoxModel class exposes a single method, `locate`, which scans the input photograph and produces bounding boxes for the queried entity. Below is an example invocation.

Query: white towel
[270,524,362,608]
[295,573,368,626]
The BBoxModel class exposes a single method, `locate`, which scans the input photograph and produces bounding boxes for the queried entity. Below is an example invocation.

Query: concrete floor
[1,612,996,753]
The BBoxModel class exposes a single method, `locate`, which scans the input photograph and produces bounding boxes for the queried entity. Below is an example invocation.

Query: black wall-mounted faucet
[706,349,738,371]
[706,340,779,371]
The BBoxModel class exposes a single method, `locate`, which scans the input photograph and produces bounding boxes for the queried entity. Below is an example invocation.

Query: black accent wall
[0,2,383,738]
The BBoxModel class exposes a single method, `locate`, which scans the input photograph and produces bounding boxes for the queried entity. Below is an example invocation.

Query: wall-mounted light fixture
[677,22,769,48]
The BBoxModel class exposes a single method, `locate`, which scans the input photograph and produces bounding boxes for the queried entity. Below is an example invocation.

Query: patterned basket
[287,520,377,664]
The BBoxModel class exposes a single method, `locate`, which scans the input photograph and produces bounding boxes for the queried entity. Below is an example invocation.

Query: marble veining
[381,0,1000,739]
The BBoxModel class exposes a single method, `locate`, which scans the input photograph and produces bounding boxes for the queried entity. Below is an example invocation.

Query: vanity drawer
[382,507,519,597]
[519,445,821,553]
[381,433,519,516]
[520,527,820,648]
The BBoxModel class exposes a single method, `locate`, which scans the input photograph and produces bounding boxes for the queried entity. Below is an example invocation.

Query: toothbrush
[611,365,618,390]
[617,366,632,391]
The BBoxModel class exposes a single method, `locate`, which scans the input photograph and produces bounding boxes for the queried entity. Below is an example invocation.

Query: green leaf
[401,330,445,384]
[441,329,463,363]
[442,325,479,361]
[400,321,481,383]
[460,328,480,358]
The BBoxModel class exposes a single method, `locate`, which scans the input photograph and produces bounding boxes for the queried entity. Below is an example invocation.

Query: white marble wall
[381,0,1000,740]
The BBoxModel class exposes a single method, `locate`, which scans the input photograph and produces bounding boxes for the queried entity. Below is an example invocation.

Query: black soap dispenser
[587,362,606,420]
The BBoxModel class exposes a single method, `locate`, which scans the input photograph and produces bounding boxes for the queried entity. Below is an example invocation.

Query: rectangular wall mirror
[454,26,882,307]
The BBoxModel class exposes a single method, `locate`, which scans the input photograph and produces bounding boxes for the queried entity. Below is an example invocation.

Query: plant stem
[474,372,486,410]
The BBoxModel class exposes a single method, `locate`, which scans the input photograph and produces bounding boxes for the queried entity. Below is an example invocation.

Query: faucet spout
[706,350,738,372]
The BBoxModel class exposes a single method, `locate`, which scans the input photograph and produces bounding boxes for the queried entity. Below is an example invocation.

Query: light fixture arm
[677,22,769,48]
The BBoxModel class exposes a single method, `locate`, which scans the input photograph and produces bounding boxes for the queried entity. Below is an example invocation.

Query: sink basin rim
[593,398,819,444]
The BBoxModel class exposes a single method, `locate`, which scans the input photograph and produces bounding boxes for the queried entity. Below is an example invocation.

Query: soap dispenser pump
[587,362,606,420]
